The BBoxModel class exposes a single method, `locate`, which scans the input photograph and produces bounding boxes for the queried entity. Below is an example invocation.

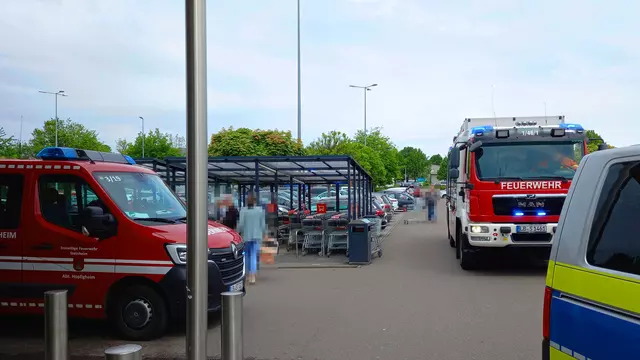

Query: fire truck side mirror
[82,206,117,240]
[449,149,460,169]
[448,168,460,180]
[468,141,483,152]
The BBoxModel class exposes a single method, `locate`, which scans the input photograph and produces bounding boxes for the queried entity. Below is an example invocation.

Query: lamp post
[296,0,302,143]
[349,83,377,146]
[38,90,68,147]
[139,116,145,158]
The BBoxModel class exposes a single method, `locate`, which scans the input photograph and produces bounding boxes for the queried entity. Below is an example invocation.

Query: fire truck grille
[511,233,553,242]
[208,245,245,285]
[492,196,565,216]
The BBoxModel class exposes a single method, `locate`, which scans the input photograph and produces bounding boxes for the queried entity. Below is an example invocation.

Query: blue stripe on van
[549,290,640,359]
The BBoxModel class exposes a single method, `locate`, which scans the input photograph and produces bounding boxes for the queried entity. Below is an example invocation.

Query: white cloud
[0,0,637,156]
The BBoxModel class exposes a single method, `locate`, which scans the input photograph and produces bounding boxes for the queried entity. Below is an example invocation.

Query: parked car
[370,199,388,229]
[372,192,394,220]
[383,190,414,210]
[439,189,447,198]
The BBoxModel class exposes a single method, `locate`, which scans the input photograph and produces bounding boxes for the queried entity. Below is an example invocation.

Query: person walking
[426,185,438,222]
[221,194,239,230]
[237,192,266,284]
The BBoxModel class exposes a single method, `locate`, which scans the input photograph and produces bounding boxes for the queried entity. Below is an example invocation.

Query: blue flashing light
[559,123,584,131]
[35,147,135,165]
[537,211,547,216]
[36,147,79,160]
[513,211,524,216]
[123,155,136,165]
[471,125,494,136]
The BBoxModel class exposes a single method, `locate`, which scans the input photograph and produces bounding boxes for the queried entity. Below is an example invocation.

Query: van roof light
[470,125,494,136]
[559,123,584,131]
[36,147,136,165]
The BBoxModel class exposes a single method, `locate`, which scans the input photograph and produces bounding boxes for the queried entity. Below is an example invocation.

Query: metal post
[139,116,145,158]
[254,161,260,205]
[104,344,142,360]
[54,94,58,147]
[44,290,68,360]
[221,291,243,360]
[347,162,351,220]
[296,0,302,143]
[363,88,367,146]
[185,0,209,358]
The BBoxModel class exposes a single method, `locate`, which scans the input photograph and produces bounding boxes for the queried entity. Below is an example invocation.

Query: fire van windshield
[474,141,584,181]
[94,172,186,222]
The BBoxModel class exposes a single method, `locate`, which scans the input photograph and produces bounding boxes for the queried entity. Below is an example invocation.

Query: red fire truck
[0,147,245,339]
[445,116,593,270]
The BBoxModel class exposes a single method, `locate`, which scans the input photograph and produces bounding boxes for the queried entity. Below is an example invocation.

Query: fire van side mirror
[449,149,460,169]
[82,206,117,240]
[448,168,459,179]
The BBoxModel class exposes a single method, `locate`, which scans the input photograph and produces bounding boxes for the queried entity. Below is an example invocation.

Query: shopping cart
[301,218,325,256]
[326,218,349,257]
[364,215,383,258]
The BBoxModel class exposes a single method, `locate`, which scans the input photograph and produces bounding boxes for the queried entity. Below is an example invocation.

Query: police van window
[586,161,640,276]
[38,174,107,232]
[0,174,24,229]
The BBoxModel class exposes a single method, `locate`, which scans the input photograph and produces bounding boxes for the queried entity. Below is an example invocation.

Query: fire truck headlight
[165,244,188,265]
[470,225,489,233]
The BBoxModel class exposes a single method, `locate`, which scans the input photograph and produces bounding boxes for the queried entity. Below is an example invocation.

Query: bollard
[104,344,142,360]
[221,291,243,360]
[45,290,68,360]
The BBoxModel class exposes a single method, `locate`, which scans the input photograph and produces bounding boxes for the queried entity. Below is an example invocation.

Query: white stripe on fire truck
[0,256,173,265]
[0,164,81,170]
[0,257,172,275]
[0,302,102,309]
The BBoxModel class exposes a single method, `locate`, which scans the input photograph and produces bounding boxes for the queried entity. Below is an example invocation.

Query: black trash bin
[348,218,375,264]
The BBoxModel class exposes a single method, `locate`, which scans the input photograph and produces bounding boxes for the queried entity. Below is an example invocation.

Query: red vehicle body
[0,148,245,340]
[445,116,588,270]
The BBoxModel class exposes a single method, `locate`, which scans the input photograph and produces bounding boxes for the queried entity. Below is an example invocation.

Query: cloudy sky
[0,0,637,156]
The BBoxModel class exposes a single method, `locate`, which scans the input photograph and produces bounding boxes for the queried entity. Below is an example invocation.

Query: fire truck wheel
[109,284,169,341]
[459,235,479,271]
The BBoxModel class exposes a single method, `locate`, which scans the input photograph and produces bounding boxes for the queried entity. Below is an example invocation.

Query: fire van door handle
[32,243,54,250]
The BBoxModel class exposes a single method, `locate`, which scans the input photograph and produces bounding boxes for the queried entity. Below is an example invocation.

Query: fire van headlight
[165,244,188,265]
[470,225,489,233]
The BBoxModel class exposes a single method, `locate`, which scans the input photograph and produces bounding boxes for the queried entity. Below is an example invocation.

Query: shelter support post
[347,162,351,220]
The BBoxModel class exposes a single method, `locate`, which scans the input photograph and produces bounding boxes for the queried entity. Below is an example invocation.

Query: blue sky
[0,0,638,156]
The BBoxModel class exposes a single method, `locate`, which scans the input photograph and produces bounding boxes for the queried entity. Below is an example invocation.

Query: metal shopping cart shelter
[133,155,374,221]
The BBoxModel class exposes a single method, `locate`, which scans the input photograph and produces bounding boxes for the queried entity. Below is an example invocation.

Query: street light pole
[349,83,377,146]
[296,0,302,143]
[139,116,145,158]
[38,90,68,147]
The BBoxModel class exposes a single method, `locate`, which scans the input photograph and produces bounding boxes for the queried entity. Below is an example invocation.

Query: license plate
[229,281,244,292]
[516,224,547,233]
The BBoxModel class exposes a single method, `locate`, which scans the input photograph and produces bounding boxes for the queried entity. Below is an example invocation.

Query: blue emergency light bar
[559,123,584,131]
[513,210,548,216]
[36,147,136,165]
[470,125,494,136]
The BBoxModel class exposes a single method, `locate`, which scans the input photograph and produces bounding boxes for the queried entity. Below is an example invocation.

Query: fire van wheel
[459,235,479,271]
[109,285,169,341]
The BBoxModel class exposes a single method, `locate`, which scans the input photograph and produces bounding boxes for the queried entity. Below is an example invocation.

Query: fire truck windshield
[474,141,584,181]
[94,172,186,222]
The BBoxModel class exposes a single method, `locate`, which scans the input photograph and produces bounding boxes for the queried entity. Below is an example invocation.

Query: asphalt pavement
[0,204,547,360]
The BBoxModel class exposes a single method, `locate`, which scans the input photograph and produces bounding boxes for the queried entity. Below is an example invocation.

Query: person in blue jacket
[237,192,267,284]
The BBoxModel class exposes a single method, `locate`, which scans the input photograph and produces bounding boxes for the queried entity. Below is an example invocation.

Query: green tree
[0,127,18,158]
[585,130,614,153]
[119,128,184,158]
[354,127,400,186]
[398,146,429,180]
[336,141,387,187]
[306,131,351,155]
[429,154,443,164]
[208,127,305,156]
[29,118,111,154]
[437,157,449,180]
